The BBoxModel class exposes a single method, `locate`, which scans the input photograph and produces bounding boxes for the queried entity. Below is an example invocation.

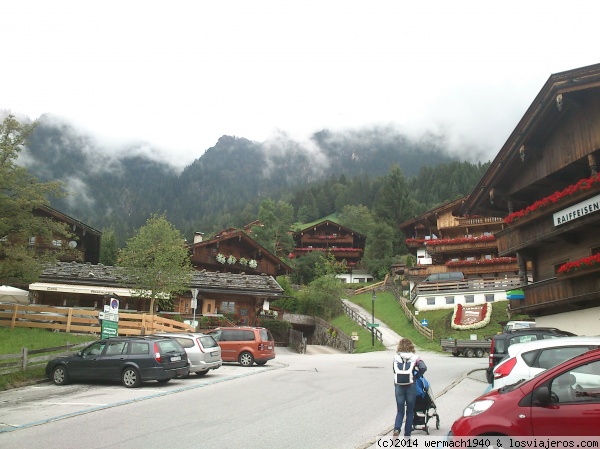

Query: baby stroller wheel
[436,416,440,429]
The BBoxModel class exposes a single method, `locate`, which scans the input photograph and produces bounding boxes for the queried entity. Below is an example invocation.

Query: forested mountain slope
[21,114,489,241]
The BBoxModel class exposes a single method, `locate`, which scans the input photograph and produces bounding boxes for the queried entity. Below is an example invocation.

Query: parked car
[502,320,535,332]
[153,332,222,376]
[46,336,190,388]
[492,336,600,390]
[486,327,576,383]
[207,326,275,366]
[450,348,600,437]
[422,271,465,283]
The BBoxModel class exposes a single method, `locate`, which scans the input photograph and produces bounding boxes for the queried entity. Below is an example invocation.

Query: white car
[153,332,222,376]
[492,336,600,390]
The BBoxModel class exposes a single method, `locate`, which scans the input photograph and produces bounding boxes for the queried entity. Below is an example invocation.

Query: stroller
[412,376,440,434]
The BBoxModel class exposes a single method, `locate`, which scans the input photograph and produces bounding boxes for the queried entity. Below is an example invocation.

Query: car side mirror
[534,386,551,406]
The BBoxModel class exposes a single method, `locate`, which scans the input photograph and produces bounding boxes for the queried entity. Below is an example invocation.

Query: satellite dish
[68,240,78,249]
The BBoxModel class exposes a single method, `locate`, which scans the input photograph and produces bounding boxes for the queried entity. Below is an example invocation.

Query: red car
[451,348,600,437]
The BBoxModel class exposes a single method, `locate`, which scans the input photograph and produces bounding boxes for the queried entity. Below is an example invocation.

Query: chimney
[194,232,204,244]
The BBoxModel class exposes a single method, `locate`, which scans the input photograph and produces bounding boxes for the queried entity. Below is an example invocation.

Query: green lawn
[349,290,513,353]
[0,328,97,391]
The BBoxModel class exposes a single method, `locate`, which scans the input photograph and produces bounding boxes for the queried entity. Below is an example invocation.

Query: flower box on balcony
[505,174,600,226]
[556,254,600,280]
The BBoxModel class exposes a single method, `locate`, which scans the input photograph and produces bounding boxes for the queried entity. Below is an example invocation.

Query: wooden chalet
[29,262,284,326]
[400,197,519,310]
[460,63,600,335]
[33,205,101,265]
[291,220,366,271]
[188,228,293,277]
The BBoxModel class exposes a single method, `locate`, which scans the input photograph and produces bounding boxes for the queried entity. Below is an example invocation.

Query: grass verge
[0,328,97,391]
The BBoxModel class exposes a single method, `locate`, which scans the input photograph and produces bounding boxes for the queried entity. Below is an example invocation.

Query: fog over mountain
[15,113,487,241]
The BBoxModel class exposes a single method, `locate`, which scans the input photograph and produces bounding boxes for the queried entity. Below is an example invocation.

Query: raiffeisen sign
[553,193,600,226]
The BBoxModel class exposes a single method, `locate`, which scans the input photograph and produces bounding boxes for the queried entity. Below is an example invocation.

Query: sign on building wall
[554,194,600,226]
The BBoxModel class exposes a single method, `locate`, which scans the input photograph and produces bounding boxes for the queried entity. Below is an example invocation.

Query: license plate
[211,351,218,356]
[170,355,181,362]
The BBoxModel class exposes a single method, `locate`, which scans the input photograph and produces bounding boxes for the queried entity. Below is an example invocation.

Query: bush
[258,319,292,342]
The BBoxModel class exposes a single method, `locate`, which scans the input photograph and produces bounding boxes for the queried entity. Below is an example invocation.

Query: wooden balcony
[411,277,521,299]
[512,268,600,315]
[301,235,354,245]
[426,240,497,253]
[457,217,505,226]
[459,263,519,275]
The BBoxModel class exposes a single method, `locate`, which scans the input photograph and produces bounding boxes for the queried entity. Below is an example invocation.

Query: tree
[99,226,119,266]
[252,199,295,259]
[0,115,70,285]
[118,214,194,314]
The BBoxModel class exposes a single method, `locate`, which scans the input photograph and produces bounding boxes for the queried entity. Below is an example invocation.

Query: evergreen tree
[99,226,119,266]
[252,199,295,258]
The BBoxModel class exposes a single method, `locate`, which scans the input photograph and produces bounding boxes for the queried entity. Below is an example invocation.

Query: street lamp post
[191,288,199,331]
[371,289,376,346]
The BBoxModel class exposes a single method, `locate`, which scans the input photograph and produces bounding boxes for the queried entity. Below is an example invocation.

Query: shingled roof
[38,262,284,298]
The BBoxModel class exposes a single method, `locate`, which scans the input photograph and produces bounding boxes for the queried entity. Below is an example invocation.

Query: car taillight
[154,343,162,363]
[488,340,495,368]
[196,338,205,352]
[494,357,517,379]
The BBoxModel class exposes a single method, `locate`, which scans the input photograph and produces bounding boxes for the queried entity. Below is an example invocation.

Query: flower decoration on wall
[557,253,600,275]
[505,174,600,224]
[239,257,248,266]
[227,255,237,265]
[248,259,258,269]
[215,253,226,264]
[446,257,517,267]
[424,235,495,246]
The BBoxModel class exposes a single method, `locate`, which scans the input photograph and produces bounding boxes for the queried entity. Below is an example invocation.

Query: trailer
[440,338,490,358]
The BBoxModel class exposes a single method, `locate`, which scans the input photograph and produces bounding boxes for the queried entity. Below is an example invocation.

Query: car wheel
[122,367,141,388]
[475,349,484,358]
[239,351,254,366]
[52,365,69,385]
[464,349,474,358]
[157,378,171,384]
[255,361,267,366]
[196,370,209,377]
[452,352,459,357]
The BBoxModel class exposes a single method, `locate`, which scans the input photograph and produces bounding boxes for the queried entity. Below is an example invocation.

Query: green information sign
[367,323,380,328]
[101,320,119,338]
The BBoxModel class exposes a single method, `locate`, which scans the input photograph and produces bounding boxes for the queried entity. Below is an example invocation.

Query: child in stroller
[412,375,440,434]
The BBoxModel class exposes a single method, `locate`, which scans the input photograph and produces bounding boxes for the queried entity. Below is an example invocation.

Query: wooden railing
[341,301,383,343]
[410,277,521,301]
[0,304,194,335]
[354,274,389,295]
[0,342,90,375]
[392,283,434,340]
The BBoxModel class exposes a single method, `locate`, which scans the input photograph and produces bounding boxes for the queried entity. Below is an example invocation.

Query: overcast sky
[3,0,599,167]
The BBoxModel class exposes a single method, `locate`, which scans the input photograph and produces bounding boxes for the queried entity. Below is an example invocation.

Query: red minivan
[208,327,275,367]
[451,348,600,437]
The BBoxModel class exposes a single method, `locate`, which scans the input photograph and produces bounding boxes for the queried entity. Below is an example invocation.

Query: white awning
[29,282,134,297]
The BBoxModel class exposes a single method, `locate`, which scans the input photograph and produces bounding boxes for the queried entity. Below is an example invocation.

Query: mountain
[20,114,482,241]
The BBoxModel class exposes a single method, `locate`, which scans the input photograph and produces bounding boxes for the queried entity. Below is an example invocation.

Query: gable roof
[399,196,468,231]
[35,262,284,298]
[461,63,600,216]
[293,219,366,239]
[187,229,293,274]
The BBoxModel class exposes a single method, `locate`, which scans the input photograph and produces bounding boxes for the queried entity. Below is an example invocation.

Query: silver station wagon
[153,332,222,376]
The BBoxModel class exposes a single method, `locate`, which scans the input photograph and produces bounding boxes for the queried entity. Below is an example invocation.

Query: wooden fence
[0,304,194,336]
[0,342,89,375]
[354,274,389,295]
[341,301,383,343]
[392,282,434,340]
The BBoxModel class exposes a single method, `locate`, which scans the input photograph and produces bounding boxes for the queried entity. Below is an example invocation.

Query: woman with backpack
[393,338,427,439]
